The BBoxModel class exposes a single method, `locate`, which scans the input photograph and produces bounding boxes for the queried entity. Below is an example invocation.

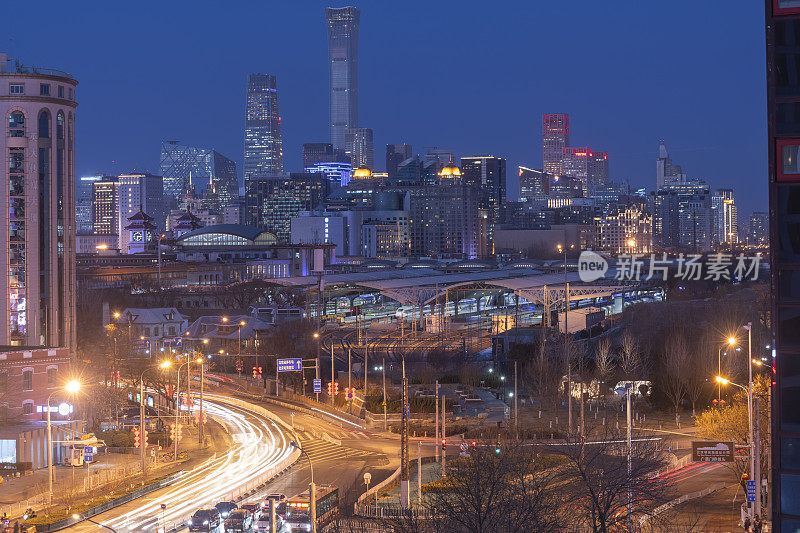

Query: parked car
[224,509,253,532]
[255,515,280,533]
[214,501,238,519]
[188,508,221,531]
[240,503,263,522]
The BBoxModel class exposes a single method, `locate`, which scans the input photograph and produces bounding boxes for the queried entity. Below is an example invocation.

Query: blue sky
[3,0,768,216]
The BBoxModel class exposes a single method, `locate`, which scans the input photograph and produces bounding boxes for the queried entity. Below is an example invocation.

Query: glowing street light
[48,380,81,502]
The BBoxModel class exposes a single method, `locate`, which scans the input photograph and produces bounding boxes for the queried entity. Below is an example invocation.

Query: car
[464,394,482,403]
[255,516,279,533]
[224,509,253,532]
[188,508,221,531]
[265,493,286,504]
[240,503,263,522]
[214,501,238,519]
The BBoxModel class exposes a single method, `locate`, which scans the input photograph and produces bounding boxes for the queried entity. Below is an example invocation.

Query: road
[68,396,294,532]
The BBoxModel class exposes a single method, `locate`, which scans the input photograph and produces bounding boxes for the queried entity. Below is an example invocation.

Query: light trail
[82,396,294,532]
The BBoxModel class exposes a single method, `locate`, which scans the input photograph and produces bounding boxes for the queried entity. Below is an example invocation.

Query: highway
[67,396,296,532]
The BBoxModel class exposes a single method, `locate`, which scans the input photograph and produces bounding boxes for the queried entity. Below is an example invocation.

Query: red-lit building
[562,147,591,195]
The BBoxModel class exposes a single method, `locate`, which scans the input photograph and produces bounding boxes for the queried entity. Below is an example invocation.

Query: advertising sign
[691,441,735,463]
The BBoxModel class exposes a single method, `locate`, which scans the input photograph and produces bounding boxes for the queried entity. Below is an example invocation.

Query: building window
[38,111,50,138]
[56,112,64,140]
[22,401,33,415]
[144,327,150,336]
[39,84,50,96]
[47,367,57,387]
[68,88,73,100]
[58,86,64,98]
[9,84,23,95]
[168,326,175,335]
[22,370,33,391]
[8,112,25,137]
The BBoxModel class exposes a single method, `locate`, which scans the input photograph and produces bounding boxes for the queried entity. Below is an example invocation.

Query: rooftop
[0,53,75,80]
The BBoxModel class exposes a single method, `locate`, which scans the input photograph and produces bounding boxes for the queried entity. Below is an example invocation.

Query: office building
[711,189,738,245]
[77,175,102,233]
[92,176,119,236]
[305,161,352,187]
[244,74,283,179]
[543,113,569,175]
[326,6,360,150]
[244,173,330,230]
[460,156,507,250]
[290,213,347,255]
[159,141,238,207]
[303,142,349,167]
[595,204,652,254]
[749,211,768,246]
[362,210,410,258]
[386,144,412,179]
[766,6,800,522]
[656,140,684,188]
[345,127,374,169]
[0,53,78,348]
[409,163,482,259]
[562,147,592,195]
[587,151,610,192]
[653,179,712,251]
[116,173,165,254]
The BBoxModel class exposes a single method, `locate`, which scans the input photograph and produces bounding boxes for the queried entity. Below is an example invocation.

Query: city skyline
[3,1,766,215]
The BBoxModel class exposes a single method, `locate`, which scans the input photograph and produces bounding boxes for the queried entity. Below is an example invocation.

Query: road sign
[746,480,756,502]
[277,358,303,372]
[460,442,468,452]
[162,337,182,347]
[83,449,93,463]
[313,379,322,393]
[691,441,735,463]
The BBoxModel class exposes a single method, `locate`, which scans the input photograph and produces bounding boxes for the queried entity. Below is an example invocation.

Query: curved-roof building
[176,224,278,247]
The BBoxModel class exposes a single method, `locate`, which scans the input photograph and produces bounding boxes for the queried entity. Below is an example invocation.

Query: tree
[524,338,560,412]
[549,427,674,533]
[594,338,614,408]
[618,331,640,380]
[684,335,714,418]
[661,333,689,427]
[386,442,561,533]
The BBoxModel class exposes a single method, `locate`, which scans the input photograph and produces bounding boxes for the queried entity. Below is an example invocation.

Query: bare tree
[661,333,689,427]
[594,338,613,408]
[549,427,674,533]
[684,335,714,418]
[618,331,640,380]
[524,338,560,412]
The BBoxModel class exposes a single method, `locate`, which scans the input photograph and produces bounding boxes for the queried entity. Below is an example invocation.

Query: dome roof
[438,162,461,178]
[352,165,373,179]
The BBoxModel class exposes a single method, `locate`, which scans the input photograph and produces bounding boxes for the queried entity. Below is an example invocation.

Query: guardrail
[638,482,728,526]
[356,465,402,506]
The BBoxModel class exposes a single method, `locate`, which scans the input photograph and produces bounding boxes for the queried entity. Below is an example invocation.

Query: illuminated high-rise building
[460,156,507,251]
[0,53,77,347]
[159,141,237,207]
[92,176,119,236]
[244,74,283,179]
[326,6,360,150]
[345,127,373,169]
[542,113,569,175]
[562,147,591,195]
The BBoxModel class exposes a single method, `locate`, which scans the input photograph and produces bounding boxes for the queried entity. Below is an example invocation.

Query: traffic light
[334,382,339,396]
[471,441,477,447]
[495,444,501,454]
[327,382,334,396]
[252,366,258,379]
[132,427,140,448]
[441,439,446,450]
[142,429,149,447]
[170,424,183,441]
[740,473,749,491]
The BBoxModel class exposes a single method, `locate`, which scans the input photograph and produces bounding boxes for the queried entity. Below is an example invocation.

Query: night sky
[4,1,767,217]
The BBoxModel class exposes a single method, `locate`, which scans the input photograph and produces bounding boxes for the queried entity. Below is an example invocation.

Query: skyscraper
[159,141,238,206]
[0,53,77,347]
[326,6,360,150]
[92,176,119,236]
[116,173,165,253]
[77,175,102,233]
[587,150,610,192]
[303,142,349,167]
[244,74,283,179]
[543,113,569,175]
[386,144,412,179]
[749,211,768,246]
[345,127,374,169]
[460,156,507,251]
[711,189,738,245]
[656,140,684,188]
[561,147,591,195]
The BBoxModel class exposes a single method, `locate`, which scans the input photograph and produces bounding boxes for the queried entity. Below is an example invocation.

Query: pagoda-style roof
[125,206,157,231]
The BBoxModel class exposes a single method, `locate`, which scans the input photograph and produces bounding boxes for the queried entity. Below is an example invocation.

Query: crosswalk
[293,432,384,463]
[294,429,373,441]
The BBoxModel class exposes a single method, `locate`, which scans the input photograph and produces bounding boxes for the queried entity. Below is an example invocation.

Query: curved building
[0,54,77,348]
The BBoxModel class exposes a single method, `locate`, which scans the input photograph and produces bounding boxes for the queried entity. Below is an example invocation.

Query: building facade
[711,189,738,246]
[303,142,349,168]
[656,140,684,188]
[460,156,507,251]
[159,141,238,207]
[244,74,283,179]
[0,54,78,348]
[561,147,592,195]
[386,144,412,179]
[116,173,165,253]
[244,173,330,235]
[92,176,118,236]
[542,113,569,175]
[326,6,360,151]
[76,175,102,233]
[595,204,652,254]
[749,211,768,246]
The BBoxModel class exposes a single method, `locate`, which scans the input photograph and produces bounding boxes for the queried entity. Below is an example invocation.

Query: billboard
[691,441,735,463]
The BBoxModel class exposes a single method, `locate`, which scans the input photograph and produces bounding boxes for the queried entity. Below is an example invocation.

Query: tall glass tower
[244,74,283,179]
[326,6,360,151]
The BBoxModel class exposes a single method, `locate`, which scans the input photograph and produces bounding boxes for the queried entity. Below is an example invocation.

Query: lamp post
[290,441,316,533]
[557,243,574,434]
[200,339,209,445]
[140,361,170,474]
[238,320,246,378]
[47,380,81,504]
[716,375,755,517]
[167,360,193,461]
[313,332,320,402]
[717,336,737,403]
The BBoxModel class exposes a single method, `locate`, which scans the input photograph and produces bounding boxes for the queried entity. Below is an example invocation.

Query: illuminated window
[8,112,24,137]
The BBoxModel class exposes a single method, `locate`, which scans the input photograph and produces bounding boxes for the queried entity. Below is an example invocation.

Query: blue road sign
[313,379,322,393]
[277,358,303,372]
[163,337,182,347]
[746,480,756,502]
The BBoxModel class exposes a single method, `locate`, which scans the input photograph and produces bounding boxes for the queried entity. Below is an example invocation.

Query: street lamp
[72,514,116,533]
[290,441,316,533]
[716,374,756,517]
[556,242,575,434]
[716,336,738,403]
[47,380,81,503]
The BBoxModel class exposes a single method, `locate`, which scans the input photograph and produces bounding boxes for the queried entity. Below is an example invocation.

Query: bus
[282,485,339,532]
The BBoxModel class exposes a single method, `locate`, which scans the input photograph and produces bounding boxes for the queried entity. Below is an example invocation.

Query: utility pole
[745,322,755,519]
[198,359,205,445]
[627,383,633,533]
[174,368,181,461]
[330,344,335,406]
[382,359,387,431]
[418,440,422,505]
[400,357,410,509]
[441,393,446,478]
[435,380,439,462]
[139,379,146,474]
[754,396,761,519]
[348,348,352,415]
[364,343,368,405]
